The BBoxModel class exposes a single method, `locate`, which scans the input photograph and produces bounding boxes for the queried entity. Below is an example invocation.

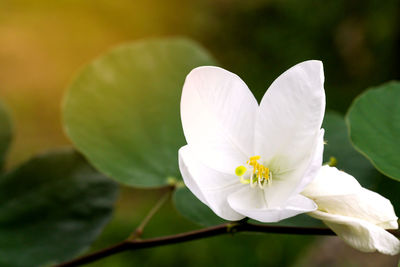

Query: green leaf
[63,38,216,188]
[173,186,226,227]
[0,101,12,170]
[0,149,119,267]
[346,82,400,181]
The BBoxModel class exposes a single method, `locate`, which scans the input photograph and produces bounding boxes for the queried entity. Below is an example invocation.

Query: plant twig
[58,221,382,267]
[54,186,400,267]
[128,186,174,240]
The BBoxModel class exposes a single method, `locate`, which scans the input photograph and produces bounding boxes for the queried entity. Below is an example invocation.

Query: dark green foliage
[346,82,400,181]
[0,149,119,267]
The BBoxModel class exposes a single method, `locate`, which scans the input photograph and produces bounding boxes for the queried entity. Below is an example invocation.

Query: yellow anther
[235,166,247,176]
[250,155,261,161]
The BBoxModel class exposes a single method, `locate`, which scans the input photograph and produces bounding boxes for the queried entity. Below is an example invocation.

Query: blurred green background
[0,0,399,266]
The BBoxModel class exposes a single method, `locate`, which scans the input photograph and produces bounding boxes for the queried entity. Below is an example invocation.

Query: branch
[128,186,173,240]
[55,222,400,267]
[55,223,331,267]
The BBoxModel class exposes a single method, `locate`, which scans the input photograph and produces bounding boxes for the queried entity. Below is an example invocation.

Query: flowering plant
[179,61,399,255]
[3,38,399,266]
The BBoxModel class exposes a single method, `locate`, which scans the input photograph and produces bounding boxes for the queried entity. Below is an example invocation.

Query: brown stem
[55,223,342,267]
[128,186,173,240]
[55,222,400,267]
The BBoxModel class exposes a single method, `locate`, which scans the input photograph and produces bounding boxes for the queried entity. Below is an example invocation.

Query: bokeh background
[1,0,399,266]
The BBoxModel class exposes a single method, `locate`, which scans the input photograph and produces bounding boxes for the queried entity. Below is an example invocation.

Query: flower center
[235,155,272,189]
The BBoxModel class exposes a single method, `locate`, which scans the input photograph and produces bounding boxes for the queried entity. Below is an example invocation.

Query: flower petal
[227,186,316,222]
[181,66,258,174]
[294,129,325,194]
[178,146,208,205]
[304,167,399,254]
[255,60,325,204]
[309,210,400,255]
[178,145,245,221]
[302,166,361,198]
[260,129,324,207]
[313,188,398,229]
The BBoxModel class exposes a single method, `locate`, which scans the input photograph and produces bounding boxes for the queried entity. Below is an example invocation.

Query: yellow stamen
[235,156,271,188]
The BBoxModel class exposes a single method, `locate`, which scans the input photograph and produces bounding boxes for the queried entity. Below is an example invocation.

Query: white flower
[302,166,400,255]
[178,61,326,222]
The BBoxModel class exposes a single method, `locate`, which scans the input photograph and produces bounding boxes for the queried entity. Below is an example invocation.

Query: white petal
[227,186,316,222]
[377,220,399,230]
[178,145,245,221]
[313,188,398,229]
[309,211,400,255]
[294,129,325,194]
[261,129,324,207]
[178,146,208,205]
[181,66,258,174]
[255,60,325,204]
[302,166,361,198]
[359,189,398,228]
